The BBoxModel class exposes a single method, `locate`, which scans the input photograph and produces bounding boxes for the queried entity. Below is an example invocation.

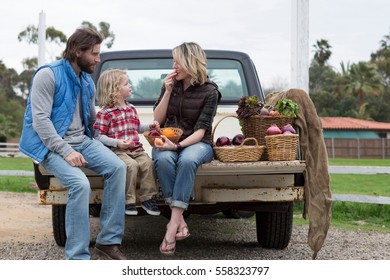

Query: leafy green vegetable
[274,99,299,117]
[236,96,264,119]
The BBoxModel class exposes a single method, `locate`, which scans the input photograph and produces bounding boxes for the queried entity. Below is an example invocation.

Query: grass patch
[0,176,36,193]
[294,202,390,232]
[0,157,34,171]
[328,158,390,166]
[330,174,390,196]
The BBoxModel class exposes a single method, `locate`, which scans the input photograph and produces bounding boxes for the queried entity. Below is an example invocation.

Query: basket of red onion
[264,124,299,161]
[212,115,265,162]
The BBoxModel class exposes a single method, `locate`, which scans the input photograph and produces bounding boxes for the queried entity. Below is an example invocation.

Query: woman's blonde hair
[97,69,127,107]
[173,42,208,85]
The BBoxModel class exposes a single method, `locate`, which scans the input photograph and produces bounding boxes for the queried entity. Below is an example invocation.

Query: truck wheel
[222,208,255,219]
[255,202,293,249]
[52,205,67,247]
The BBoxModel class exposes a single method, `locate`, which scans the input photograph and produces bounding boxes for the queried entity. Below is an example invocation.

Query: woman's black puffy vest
[164,80,220,144]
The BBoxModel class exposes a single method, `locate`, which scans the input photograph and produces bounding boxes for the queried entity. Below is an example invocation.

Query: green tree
[313,39,332,68]
[370,28,390,87]
[0,61,19,100]
[342,62,383,109]
[220,80,243,98]
[82,21,115,48]
[0,61,25,138]
[17,21,115,70]
[0,113,18,139]
[310,39,335,93]
[135,77,162,99]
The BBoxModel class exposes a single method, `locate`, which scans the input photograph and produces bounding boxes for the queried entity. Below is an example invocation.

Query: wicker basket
[143,127,183,147]
[242,115,296,146]
[265,134,299,161]
[241,115,295,159]
[212,115,265,162]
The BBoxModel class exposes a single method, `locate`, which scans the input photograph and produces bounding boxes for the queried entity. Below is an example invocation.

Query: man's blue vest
[19,59,94,163]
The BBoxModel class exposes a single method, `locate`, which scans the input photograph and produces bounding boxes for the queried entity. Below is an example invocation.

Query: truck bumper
[38,160,305,205]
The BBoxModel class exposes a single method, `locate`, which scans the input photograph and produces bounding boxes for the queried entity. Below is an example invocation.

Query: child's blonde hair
[97,69,128,107]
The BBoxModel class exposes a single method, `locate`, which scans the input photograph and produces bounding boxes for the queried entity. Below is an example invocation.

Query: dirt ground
[0,191,54,243]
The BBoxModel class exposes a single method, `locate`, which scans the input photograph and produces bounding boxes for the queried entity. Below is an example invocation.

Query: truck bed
[37,160,306,206]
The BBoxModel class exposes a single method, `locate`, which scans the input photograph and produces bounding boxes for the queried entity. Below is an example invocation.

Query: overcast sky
[0,0,389,88]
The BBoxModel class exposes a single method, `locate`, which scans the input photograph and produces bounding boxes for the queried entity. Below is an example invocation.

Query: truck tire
[255,202,293,249]
[52,205,67,247]
[222,208,255,219]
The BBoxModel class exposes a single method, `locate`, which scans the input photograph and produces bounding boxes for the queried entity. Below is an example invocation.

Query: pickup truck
[34,49,306,250]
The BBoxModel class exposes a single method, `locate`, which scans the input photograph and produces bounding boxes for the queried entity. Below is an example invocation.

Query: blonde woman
[94,69,160,216]
[152,42,221,256]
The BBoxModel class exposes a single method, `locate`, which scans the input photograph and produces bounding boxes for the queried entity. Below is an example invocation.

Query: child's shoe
[141,199,160,216]
[125,203,138,216]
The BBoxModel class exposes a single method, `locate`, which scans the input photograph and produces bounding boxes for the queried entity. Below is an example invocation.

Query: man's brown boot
[92,244,127,260]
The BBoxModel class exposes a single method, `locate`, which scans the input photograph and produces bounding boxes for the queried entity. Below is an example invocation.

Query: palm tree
[312,39,332,67]
[370,28,390,87]
[343,62,383,109]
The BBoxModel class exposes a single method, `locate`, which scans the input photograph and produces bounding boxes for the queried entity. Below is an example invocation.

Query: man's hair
[63,27,104,61]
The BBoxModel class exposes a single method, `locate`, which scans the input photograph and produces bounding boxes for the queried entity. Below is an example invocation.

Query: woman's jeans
[152,142,213,209]
[41,139,126,260]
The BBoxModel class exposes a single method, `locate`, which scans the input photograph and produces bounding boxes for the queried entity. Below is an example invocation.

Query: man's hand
[65,151,88,167]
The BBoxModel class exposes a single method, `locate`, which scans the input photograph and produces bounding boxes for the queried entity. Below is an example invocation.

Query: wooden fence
[324,138,390,159]
[2,139,390,159]
[0,142,20,156]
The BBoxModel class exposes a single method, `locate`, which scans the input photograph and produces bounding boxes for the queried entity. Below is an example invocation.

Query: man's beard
[77,56,95,74]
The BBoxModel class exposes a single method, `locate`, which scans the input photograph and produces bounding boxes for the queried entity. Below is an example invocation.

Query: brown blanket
[265,88,332,259]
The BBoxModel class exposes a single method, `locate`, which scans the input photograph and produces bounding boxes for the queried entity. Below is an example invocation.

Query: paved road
[0,170,34,176]
[328,166,390,174]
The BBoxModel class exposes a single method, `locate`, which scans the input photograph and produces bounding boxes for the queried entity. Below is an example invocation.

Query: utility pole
[291,0,309,93]
[38,11,46,67]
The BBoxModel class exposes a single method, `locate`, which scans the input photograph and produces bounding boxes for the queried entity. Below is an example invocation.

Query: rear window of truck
[97,58,248,106]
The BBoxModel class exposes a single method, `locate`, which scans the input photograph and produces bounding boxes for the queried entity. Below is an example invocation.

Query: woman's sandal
[159,236,176,256]
[175,226,190,241]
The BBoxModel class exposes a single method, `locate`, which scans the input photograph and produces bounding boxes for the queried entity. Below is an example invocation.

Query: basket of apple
[212,115,265,162]
[236,96,298,148]
[264,123,299,161]
[143,127,183,147]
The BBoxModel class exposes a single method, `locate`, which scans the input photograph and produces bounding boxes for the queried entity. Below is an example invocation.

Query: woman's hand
[164,71,178,93]
[154,136,177,151]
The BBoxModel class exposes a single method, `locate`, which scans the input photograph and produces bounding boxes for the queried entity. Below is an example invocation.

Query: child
[94,69,160,216]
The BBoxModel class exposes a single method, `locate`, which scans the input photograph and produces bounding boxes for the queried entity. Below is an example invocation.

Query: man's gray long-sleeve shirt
[31,68,95,159]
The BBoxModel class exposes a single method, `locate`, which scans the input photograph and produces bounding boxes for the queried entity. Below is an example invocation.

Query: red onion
[260,107,269,115]
[281,124,296,134]
[266,124,282,135]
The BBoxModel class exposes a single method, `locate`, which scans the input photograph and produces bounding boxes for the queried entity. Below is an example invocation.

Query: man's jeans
[152,142,213,209]
[41,139,126,260]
